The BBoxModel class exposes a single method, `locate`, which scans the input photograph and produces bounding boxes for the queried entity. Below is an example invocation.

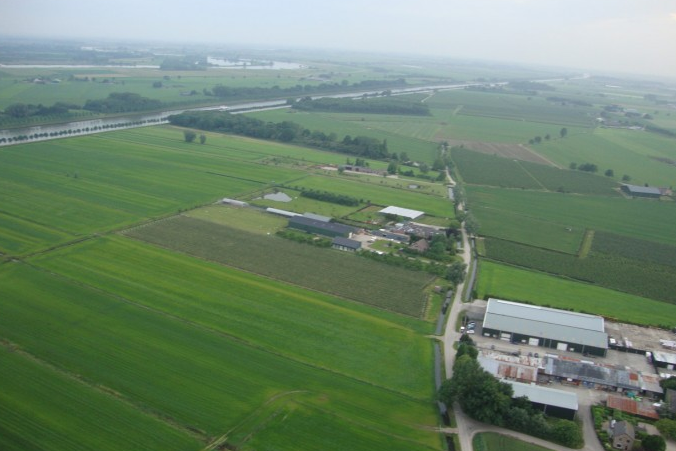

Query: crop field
[33,235,434,395]
[483,237,676,306]
[425,89,599,127]
[467,186,676,246]
[591,231,676,268]
[0,261,440,451]
[431,109,584,143]
[125,216,434,317]
[290,175,454,218]
[0,129,308,254]
[470,208,584,254]
[476,261,676,327]
[533,128,676,187]
[248,109,440,163]
[0,345,201,451]
[452,147,619,195]
[443,139,554,165]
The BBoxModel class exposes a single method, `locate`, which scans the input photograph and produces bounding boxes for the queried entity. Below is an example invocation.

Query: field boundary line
[578,229,595,258]
[0,337,208,443]
[514,161,547,190]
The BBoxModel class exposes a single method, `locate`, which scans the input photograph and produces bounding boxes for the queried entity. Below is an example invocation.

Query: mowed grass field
[0,260,441,451]
[125,216,433,317]
[476,261,676,327]
[473,432,556,451]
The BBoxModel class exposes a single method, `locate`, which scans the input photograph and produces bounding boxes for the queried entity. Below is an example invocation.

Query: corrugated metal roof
[379,206,425,219]
[483,299,608,349]
[332,237,361,249]
[623,184,662,195]
[507,381,578,411]
[654,351,676,364]
[289,216,356,233]
[303,212,332,222]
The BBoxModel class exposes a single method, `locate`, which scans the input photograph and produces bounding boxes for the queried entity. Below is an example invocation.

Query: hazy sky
[2,0,675,78]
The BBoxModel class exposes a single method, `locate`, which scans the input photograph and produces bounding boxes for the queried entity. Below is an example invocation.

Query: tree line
[84,92,163,113]
[206,78,408,101]
[291,96,430,116]
[169,111,392,159]
[439,341,583,448]
[299,189,360,206]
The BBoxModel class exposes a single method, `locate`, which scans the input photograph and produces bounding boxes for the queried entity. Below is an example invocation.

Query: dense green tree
[622,174,632,182]
[184,130,196,143]
[456,342,478,360]
[446,261,467,285]
[387,161,398,175]
[560,127,568,138]
[656,419,676,440]
[660,376,676,391]
[551,420,583,448]
[642,434,666,451]
[605,169,614,177]
[199,134,206,144]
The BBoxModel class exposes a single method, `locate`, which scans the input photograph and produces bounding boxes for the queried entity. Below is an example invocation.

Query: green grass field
[452,147,619,195]
[33,235,434,395]
[0,128,309,254]
[0,345,201,451]
[289,175,453,218]
[533,128,676,187]
[124,216,433,317]
[248,108,441,163]
[467,186,676,247]
[476,261,676,326]
[0,261,440,451]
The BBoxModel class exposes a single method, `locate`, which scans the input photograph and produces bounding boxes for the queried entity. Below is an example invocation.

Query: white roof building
[379,206,424,219]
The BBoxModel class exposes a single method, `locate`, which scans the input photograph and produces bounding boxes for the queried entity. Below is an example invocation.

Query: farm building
[506,381,578,420]
[607,395,660,420]
[303,212,332,222]
[482,299,608,357]
[373,229,410,243]
[621,184,661,198]
[478,351,540,383]
[653,351,676,370]
[543,356,663,397]
[266,207,300,218]
[221,198,249,207]
[288,216,356,238]
[332,237,361,252]
[379,206,425,220]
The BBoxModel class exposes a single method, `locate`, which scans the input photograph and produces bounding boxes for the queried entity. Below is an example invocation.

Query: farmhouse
[379,206,425,220]
[609,420,635,450]
[506,381,578,420]
[332,237,361,252]
[409,239,429,253]
[482,299,608,357]
[621,184,662,199]
[288,216,356,238]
